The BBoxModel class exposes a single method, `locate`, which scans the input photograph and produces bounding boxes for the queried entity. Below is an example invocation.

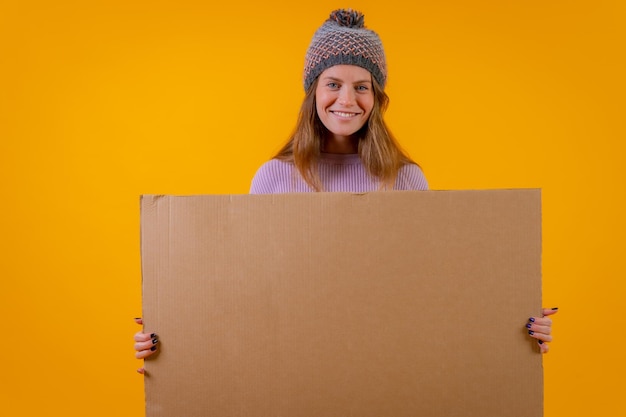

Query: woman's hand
[527,308,558,353]
[134,318,158,374]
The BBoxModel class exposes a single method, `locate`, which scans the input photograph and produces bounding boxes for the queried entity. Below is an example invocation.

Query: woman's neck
[322,135,358,154]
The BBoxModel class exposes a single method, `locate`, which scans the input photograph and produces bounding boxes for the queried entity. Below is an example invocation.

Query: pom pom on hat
[329,9,365,28]
[303,9,387,91]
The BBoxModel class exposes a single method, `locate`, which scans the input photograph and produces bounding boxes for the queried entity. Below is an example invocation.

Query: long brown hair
[274,76,416,191]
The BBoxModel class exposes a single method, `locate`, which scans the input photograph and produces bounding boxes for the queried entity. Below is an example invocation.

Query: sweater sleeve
[249,159,294,194]
[249,162,273,194]
[396,163,429,190]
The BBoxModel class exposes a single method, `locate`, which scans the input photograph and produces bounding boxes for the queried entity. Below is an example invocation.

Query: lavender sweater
[249,153,428,194]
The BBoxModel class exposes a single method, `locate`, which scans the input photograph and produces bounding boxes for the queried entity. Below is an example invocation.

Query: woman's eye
[327,82,339,88]
[356,85,369,91]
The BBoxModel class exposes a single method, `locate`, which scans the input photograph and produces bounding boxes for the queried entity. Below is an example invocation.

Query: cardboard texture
[140,190,543,417]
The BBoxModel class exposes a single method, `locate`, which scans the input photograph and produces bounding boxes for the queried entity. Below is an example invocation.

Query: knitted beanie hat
[303,9,387,91]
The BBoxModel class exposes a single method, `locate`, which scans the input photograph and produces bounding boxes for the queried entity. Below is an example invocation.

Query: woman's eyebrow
[321,76,372,84]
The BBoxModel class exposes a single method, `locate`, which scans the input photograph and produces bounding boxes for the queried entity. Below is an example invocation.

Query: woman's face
[315,65,374,144]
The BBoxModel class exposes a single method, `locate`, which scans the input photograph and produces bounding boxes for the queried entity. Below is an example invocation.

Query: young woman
[249,9,427,194]
[133,8,557,372]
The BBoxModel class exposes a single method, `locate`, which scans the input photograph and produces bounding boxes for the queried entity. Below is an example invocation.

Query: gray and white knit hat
[303,9,387,91]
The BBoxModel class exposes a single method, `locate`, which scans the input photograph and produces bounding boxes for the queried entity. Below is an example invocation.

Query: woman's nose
[338,87,355,106]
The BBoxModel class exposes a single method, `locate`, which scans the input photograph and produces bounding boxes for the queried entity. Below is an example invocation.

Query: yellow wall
[1,1,624,416]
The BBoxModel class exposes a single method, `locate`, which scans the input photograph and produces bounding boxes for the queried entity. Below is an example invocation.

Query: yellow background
[1,0,624,416]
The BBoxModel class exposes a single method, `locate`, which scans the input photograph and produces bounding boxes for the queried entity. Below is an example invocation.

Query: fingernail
[150,346,157,351]
[152,338,158,344]
[538,340,544,345]
[528,317,535,323]
[551,307,559,310]
[150,333,157,338]
[528,330,534,335]
[134,317,141,320]
[526,323,532,329]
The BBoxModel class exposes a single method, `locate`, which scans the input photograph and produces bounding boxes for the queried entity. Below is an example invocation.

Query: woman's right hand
[134,318,158,374]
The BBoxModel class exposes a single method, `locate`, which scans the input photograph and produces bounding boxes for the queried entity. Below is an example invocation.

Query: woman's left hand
[527,308,558,353]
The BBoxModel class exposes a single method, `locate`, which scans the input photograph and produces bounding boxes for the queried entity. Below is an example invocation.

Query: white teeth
[333,111,356,117]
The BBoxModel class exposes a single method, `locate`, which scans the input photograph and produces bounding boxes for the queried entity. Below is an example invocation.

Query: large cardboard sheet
[140,190,543,417]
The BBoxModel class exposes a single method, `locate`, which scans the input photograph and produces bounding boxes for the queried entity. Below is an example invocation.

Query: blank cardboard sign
[140,190,543,417]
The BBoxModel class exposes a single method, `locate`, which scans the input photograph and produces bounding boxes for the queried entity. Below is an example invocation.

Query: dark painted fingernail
[528,330,534,335]
[150,346,157,351]
[528,317,535,322]
[150,333,157,338]
[526,323,532,329]
[538,340,544,345]
[551,307,559,310]
[134,317,141,320]
[152,338,158,344]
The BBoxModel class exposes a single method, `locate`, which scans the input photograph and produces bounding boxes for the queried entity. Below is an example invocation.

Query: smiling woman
[251,8,427,193]
[133,7,557,373]
[314,65,375,152]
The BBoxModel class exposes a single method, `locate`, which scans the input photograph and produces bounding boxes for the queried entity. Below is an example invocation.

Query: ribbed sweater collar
[319,152,362,165]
